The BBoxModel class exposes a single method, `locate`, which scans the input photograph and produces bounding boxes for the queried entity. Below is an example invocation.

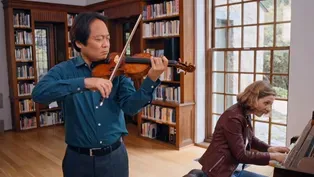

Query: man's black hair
[70,12,108,52]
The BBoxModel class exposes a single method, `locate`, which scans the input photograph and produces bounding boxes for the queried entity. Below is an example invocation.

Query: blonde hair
[237,80,276,111]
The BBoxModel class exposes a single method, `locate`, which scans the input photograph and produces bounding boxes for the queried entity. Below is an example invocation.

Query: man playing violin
[32,12,168,177]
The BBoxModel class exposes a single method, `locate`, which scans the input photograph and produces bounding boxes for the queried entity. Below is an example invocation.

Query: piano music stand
[273,111,314,177]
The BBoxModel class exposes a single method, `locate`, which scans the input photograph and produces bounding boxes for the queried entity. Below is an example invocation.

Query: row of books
[141,122,176,145]
[154,85,181,103]
[142,105,176,124]
[17,82,35,96]
[40,111,64,127]
[17,65,34,79]
[13,12,31,28]
[144,48,164,57]
[15,31,33,45]
[142,0,179,20]
[19,99,35,113]
[15,47,33,61]
[20,116,37,130]
[143,20,180,38]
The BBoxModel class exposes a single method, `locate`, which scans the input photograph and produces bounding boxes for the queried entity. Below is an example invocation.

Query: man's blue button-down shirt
[32,56,160,148]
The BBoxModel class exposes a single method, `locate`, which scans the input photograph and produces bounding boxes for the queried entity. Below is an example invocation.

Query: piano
[273,111,314,177]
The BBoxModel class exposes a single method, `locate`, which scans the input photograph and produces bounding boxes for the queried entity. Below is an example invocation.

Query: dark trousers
[62,142,129,177]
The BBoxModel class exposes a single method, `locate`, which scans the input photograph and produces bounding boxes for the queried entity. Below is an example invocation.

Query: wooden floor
[0,123,274,177]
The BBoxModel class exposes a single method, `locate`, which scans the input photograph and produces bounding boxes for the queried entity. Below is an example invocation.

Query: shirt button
[100,141,102,144]
[96,106,98,109]
[148,101,150,103]
[98,123,101,126]
[85,64,88,66]
[151,86,154,88]
[77,87,81,91]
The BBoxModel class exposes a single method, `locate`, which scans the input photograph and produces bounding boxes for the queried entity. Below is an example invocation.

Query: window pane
[256,74,270,82]
[244,2,257,25]
[35,29,49,81]
[272,100,287,124]
[254,122,269,143]
[215,6,227,27]
[240,74,254,92]
[259,25,273,47]
[228,27,241,48]
[226,51,239,71]
[226,73,238,94]
[243,26,257,48]
[229,0,241,3]
[272,75,288,99]
[273,50,289,74]
[271,125,286,146]
[212,114,220,133]
[256,50,270,73]
[255,112,270,122]
[241,51,254,72]
[212,94,224,114]
[215,28,227,48]
[276,0,291,22]
[229,4,241,26]
[276,23,291,47]
[226,95,237,109]
[213,73,224,93]
[215,0,227,6]
[213,51,225,71]
[259,0,274,23]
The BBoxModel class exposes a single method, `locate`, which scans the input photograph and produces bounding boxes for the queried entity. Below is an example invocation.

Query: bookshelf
[138,0,195,149]
[66,13,79,59]
[2,0,79,131]
[3,0,195,146]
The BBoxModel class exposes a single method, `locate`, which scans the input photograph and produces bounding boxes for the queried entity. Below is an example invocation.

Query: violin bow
[100,14,143,106]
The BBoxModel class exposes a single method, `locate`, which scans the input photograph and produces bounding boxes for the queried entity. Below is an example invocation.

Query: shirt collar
[74,56,87,67]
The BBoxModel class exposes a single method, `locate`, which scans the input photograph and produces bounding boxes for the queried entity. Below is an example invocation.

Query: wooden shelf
[17,77,35,81]
[40,107,61,112]
[142,117,176,127]
[151,100,179,107]
[20,110,36,115]
[142,14,179,22]
[16,60,33,63]
[143,35,180,40]
[18,95,32,99]
[15,44,33,47]
[161,80,180,84]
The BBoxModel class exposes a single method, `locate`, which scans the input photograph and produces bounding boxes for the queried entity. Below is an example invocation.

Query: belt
[68,138,122,156]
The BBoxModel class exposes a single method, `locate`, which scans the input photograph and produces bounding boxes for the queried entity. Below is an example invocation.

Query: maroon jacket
[198,103,271,177]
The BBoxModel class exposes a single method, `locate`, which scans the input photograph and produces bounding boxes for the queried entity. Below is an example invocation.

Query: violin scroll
[174,60,196,74]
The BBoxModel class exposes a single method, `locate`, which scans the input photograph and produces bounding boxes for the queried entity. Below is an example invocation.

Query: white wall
[0,3,11,130]
[194,0,206,143]
[86,0,104,5]
[287,0,314,143]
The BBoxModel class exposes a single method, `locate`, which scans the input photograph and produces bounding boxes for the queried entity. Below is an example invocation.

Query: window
[35,28,49,81]
[207,0,291,146]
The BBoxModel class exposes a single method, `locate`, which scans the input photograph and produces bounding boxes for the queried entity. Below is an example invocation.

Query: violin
[93,14,195,106]
[91,52,195,80]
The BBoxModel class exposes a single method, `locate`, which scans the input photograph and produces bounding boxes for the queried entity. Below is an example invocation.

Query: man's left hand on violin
[147,56,169,81]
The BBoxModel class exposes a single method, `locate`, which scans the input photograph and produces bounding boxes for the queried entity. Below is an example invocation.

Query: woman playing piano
[198,80,290,177]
